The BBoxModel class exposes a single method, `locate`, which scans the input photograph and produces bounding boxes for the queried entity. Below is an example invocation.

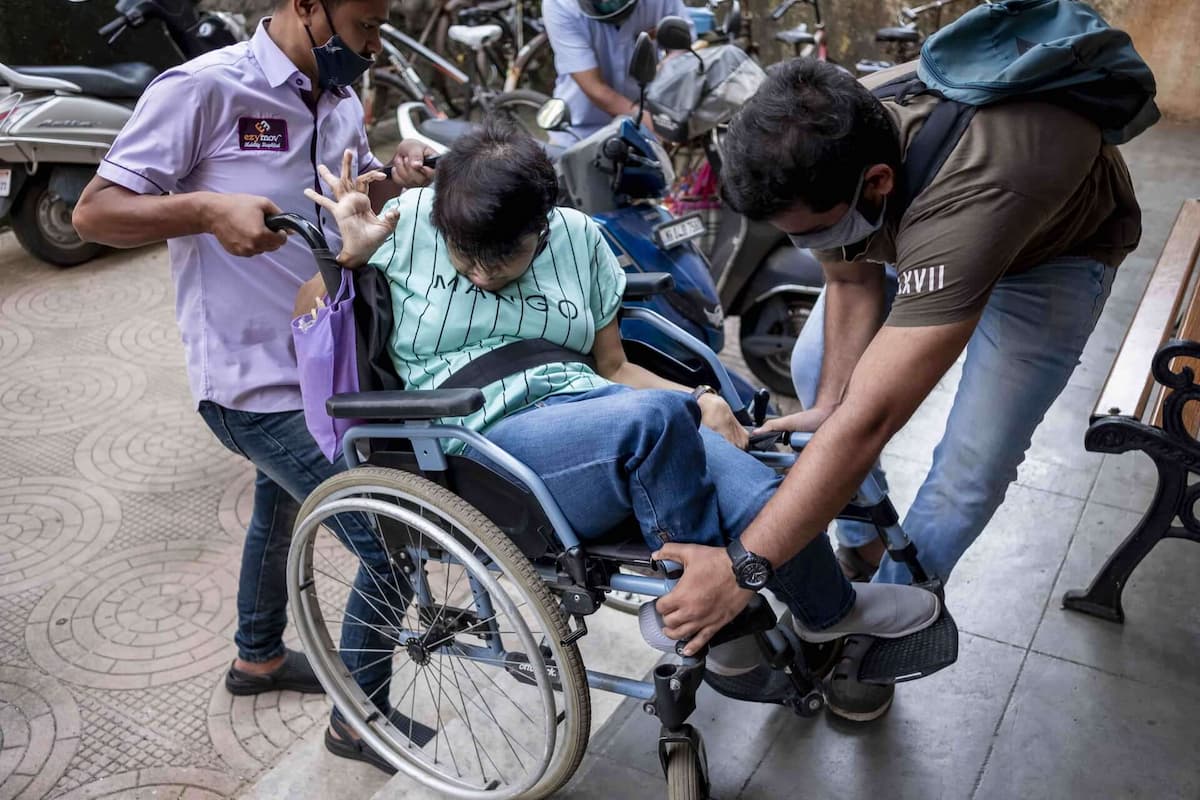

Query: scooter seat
[418,117,480,147]
[875,26,920,43]
[418,117,564,159]
[774,26,816,46]
[447,24,504,49]
[11,62,157,99]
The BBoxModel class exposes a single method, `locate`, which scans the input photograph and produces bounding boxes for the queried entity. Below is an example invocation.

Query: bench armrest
[326,389,485,420]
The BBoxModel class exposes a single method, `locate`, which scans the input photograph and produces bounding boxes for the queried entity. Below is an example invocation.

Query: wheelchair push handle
[264,213,344,297]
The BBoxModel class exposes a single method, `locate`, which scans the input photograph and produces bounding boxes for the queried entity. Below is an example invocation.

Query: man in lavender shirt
[74,0,434,771]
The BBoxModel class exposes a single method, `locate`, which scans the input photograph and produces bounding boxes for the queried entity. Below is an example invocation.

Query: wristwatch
[726,539,773,590]
[690,384,717,402]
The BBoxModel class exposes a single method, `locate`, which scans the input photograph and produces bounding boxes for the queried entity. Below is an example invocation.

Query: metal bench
[1064,199,1200,622]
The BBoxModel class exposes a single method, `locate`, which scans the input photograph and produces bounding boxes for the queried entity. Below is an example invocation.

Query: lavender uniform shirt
[97,19,384,412]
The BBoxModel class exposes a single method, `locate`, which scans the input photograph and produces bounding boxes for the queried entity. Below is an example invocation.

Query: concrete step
[367,604,660,800]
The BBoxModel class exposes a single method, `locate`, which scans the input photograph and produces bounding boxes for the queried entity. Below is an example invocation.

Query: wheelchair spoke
[316,535,415,631]
[314,542,418,632]
[456,656,538,763]
[421,600,529,651]
[312,568,410,645]
[459,652,541,730]
[346,651,396,678]
[429,659,503,783]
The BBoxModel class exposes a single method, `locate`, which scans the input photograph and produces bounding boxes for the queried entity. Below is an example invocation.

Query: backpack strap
[871,73,976,216]
[438,338,597,390]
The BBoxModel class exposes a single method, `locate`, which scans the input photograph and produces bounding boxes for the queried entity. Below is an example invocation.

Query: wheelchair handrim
[288,493,559,799]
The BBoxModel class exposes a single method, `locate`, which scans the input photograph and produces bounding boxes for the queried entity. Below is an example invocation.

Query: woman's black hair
[720,58,901,220]
[431,118,558,270]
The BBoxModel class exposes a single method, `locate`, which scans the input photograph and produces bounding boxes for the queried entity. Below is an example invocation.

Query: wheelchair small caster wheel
[793,690,824,717]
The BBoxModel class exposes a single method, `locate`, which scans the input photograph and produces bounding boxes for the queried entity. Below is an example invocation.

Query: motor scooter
[0,0,245,266]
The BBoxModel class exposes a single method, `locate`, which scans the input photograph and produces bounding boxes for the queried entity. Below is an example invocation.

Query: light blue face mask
[788,171,886,253]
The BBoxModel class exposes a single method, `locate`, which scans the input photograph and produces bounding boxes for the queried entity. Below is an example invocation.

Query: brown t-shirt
[815,71,1142,327]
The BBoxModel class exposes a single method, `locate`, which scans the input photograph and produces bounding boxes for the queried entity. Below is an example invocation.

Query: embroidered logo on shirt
[238,117,289,151]
[897,264,947,297]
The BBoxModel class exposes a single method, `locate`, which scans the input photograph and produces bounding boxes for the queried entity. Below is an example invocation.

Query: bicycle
[362,5,553,129]
[768,0,831,62]
[855,0,981,76]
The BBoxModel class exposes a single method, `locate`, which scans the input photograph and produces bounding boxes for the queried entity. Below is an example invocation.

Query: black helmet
[577,0,638,24]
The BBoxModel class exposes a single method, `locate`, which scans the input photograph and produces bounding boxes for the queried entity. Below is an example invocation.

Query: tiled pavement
[1,120,1198,800]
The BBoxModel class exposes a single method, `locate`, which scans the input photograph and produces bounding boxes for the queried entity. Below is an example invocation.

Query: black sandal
[324,711,437,775]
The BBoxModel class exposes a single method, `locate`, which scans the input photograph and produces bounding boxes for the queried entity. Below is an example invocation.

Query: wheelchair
[269,214,959,799]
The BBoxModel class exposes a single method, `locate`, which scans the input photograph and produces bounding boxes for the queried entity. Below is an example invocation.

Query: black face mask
[305,2,373,92]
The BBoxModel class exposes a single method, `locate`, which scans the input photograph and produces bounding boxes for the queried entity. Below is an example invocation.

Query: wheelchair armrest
[326,389,485,420]
[623,272,675,300]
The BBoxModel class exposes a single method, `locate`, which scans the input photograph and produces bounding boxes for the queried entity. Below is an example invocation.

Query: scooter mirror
[656,16,693,51]
[536,98,571,131]
[629,31,658,87]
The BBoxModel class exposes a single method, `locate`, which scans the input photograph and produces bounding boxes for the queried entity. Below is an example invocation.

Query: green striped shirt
[369,188,627,450]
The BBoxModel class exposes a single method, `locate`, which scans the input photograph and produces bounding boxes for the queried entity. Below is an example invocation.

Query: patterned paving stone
[1,270,166,330]
[0,666,81,800]
[26,541,239,690]
[0,477,122,596]
[47,767,241,800]
[206,674,331,778]
[0,319,34,367]
[0,357,148,438]
[105,309,184,371]
[50,682,225,797]
[217,467,256,540]
[112,488,228,552]
[74,405,243,494]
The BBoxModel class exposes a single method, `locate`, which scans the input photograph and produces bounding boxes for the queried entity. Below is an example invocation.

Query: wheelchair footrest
[702,663,795,705]
[857,608,958,686]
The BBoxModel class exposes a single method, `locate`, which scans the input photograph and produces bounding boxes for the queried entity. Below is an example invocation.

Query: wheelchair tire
[288,467,590,799]
[665,740,709,800]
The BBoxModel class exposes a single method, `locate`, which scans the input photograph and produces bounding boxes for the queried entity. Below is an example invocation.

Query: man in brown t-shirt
[649,58,1140,721]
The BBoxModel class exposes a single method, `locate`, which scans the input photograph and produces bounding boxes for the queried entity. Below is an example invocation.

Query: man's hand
[697,393,748,449]
[753,404,837,436]
[389,139,436,189]
[653,542,754,656]
[202,193,288,257]
[305,150,402,267]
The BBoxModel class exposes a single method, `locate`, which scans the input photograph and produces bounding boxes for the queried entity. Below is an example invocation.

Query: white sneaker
[789,583,941,643]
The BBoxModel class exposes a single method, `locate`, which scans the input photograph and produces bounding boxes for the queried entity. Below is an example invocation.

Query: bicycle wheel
[483,89,553,142]
[289,467,591,799]
[505,31,556,95]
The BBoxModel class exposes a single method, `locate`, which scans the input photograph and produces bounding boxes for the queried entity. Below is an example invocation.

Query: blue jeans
[478,385,855,629]
[198,403,405,706]
[791,257,1116,584]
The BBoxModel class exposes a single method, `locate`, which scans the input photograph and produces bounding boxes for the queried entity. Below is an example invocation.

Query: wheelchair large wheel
[288,467,590,799]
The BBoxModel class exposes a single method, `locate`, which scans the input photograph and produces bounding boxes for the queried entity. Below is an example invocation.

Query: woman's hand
[698,393,749,450]
[304,149,401,267]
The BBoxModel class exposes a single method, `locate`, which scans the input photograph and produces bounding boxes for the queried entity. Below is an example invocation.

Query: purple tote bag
[292,270,361,462]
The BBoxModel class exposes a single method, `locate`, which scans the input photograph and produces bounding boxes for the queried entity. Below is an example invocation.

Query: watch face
[740,559,771,589]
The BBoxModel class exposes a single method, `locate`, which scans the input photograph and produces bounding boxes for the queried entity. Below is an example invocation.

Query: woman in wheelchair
[297,123,941,781]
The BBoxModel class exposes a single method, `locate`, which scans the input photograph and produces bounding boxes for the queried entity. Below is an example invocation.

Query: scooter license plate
[0,169,10,197]
[653,213,705,249]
